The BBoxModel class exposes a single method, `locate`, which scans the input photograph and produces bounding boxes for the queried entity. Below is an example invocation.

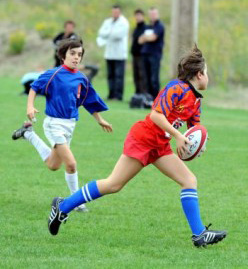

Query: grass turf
[0,76,248,268]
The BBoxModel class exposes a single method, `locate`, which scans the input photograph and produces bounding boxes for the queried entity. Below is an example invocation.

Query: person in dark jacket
[53,21,78,67]
[131,9,147,94]
[139,8,165,99]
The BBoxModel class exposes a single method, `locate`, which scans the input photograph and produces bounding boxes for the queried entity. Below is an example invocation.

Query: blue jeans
[132,55,147,94]
[106,60,125,100]
[142,54,162,99]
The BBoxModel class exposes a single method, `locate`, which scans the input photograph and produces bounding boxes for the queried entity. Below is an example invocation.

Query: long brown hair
[178,44,205,81]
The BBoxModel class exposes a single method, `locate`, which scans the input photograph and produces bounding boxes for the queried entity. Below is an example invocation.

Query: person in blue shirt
[12,39,113,212]
[138,7,165,100]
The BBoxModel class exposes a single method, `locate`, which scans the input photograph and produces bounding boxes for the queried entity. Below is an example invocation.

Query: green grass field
[1,76,248,268]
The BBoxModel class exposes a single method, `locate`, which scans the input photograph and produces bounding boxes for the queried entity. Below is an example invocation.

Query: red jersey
[130,79,203,147]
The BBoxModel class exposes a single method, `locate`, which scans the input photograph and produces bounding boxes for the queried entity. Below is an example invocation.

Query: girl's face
[63,47,83,69]
[198,64,209,90]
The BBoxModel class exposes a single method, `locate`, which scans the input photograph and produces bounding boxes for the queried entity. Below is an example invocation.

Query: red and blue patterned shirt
[130,79,203,147]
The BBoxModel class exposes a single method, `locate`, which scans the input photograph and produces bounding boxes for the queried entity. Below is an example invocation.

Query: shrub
[35,22,57,39]
[8,30,26,54]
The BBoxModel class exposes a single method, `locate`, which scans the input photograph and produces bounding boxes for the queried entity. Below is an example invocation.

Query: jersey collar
[186,81,203,98]
[62,64,78,73]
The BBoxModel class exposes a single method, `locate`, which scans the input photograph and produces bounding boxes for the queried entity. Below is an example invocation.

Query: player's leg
[42,116,82,174]
[153,154,203,234]
[48,154,143,235]
[12,122,52,163]
[12,122,64,170]
[54,144,77,173]
[44,117,88,211]
[153,153,197,189]
[45,148,63,171]
[53,143,88,212]
[53,143,79,191]
[59,154,143,211]
[153,154,227,247]
[96,154,143,194]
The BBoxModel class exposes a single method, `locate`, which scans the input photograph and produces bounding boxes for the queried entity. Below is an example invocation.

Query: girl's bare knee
[103,178,124,194]
[65,162,77,173]
[109,184,123,193]
[46,156,61,171]
[47,163,60,171]
[181,174,197,189]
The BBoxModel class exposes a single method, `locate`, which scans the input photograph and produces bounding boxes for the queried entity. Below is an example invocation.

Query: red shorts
[123,132,173,166]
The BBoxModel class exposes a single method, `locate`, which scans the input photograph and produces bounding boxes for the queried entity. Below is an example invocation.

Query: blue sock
[180,189,205,236]
[59,181,102,214]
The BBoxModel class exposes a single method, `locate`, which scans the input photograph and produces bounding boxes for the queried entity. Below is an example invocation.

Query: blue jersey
[31,65,108,120]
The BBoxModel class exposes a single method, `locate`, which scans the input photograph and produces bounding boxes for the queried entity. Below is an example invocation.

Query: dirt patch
[0,23,54,77]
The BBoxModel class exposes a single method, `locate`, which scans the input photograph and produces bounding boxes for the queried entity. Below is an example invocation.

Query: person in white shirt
[97,5,129,101]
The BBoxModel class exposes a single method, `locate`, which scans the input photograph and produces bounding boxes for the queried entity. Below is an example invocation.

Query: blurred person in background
[97,5,129,101]
[131,9,147,95]
[53,20,78,67]
[21,66,44,95]
[139,7,165,100]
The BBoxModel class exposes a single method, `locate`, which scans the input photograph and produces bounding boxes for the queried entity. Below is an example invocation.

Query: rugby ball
[179,125,208,161]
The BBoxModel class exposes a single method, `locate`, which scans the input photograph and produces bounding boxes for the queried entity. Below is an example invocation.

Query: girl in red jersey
[48,45,227,247]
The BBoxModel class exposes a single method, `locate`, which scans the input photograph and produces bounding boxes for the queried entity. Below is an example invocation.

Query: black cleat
[12,122,33,140]
[48,197,68,236]
[192,224,227,248]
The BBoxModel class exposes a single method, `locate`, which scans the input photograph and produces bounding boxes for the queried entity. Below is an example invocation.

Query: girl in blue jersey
[12,39,112,211]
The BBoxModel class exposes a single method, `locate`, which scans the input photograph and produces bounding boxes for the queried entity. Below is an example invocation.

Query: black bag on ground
[129,93,153,109]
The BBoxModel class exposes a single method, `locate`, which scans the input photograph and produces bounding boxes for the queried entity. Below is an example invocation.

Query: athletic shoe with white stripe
[192,224,227,247]
[12,122,33,140]
[48,197,68,236]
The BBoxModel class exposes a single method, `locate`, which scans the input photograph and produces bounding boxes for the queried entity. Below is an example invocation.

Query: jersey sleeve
[152,85,183,118]
[187,103,201,128]
[30,70,53,95]
[82,81,108,114]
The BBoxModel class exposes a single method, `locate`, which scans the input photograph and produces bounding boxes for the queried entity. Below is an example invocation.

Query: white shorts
[43,116,76,148]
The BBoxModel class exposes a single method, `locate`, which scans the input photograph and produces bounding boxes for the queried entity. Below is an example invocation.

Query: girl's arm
[92,112,113,133]
[150,110,190,157]
[27,89,39,121]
